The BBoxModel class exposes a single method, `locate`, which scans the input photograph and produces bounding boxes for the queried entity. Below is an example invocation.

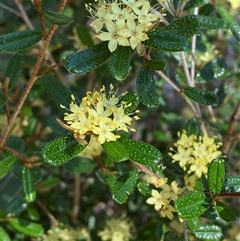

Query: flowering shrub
[0,0,239,241]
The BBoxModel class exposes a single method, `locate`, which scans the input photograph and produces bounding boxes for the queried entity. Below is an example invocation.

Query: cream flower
[146,189,169,211]
[160,202,176,220]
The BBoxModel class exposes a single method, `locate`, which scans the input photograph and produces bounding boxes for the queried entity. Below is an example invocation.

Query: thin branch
[183,220,189,241]
[0,0,68,147]
[180,52,193,87]
[191,7,199,82]
[14,0,34,29]
[37,200,59,226]
[222,101,240,154]
[0,2,21,17]
[34,0,47,38]
[71,174,81,224]
[2,146,26,163]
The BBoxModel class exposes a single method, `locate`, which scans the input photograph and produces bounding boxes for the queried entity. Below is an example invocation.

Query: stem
[183,220,189,241]
[34,0,47,38]
[0,0,68,148]
[71,174,81,224]
[37,200,59,226]
[0,2,21,16]
[222,101,240,154]
[2,146,26,163]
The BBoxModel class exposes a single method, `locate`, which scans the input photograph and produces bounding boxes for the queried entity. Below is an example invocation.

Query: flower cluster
[146,177,183,219]
[98,216,135,241]
[39,223,91,241]
[60,84,139,145]
[85,0,159,52]
[169,130,222,178]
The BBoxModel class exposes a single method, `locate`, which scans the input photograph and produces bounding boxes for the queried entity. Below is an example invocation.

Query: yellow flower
[98,217,134,241]
[160,202,176,220]
[161,181,183,201]
[184,174,196,192]
[146,189,169,211]
[150,176,168,188]
[60,84,139,144]
[97,20,129,52]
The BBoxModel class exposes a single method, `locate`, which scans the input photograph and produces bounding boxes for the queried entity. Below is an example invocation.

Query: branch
[0,0,68,147]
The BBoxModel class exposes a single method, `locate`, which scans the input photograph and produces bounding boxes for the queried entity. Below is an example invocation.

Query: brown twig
[38,62,62,76]
[37,200,59,226]
[183,220,189,241]
[222,101,240,154]
[71,173,81,224]
[2,146,26,162]
[34,0,47,38]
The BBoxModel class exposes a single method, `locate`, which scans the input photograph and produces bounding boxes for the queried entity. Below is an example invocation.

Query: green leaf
[186,118,200,137]
[41,74,74,111]
[108,46,131,81]
[147,51,167,71]
[119,137,162,165]
[0,30,42,52]
[0,226,11,241]
[62,157,97,173]
[5,53,24,89]
[121,92,140,115]
[144,30,189,51]
[187,218,202,232]
[217,6,236,26]
[41,134,86,166]
[201,203,221,220]
[222,176,240,193]
[136,66,159,107]
[230,23,240,42]
[102,140,129,162]
[198,16,227,29]
[216,201,236,222]
[5,195,28,215]
[63,41,111,74]
[137,181,151,196]
[175,192,208,219]
[111,170,138,204]
[0,155,16,179]
[163,231,184,241]
[196,58,227,83]
[184,0,208,10]
[163,15,201,38]
[183,87,219,106]
[9,218,44,237]
[22,166,36,203]
[208,159,225,195]
[43,11,73,25]
[193,225,223,241]
[76,25,94,47]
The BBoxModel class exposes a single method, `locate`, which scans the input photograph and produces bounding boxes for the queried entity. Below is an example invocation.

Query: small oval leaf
[208,159,225,195]
[0,30,42,52]
[136,66,159,107]
[102,140,129,162]
[63,41,111,74]
[175,192,208,219]
[193,225,223,241]
[147,50,167,71]
[42,134,86,166]
[119,137,162,165]
[108,46,131,80]
[43,11,73,25]
[9,218,44,237]
[0,226,11,241]
[144,30,189,51]
[186,118,201,137]
[0,154,16,179]
[163,15,201,38]
[216,201,236,222]
[184,87,219,106]
[22,166,36,203]
[121,92,140,115]
[5,53,24,89]
[111,170,138,204]
[40,75,74,111]
[222,176,240,193]
[137,181,151,196]
[230,23,240,42]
